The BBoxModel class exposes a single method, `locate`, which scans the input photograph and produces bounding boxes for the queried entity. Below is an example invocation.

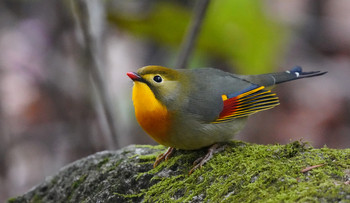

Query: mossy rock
[7,141,350,202]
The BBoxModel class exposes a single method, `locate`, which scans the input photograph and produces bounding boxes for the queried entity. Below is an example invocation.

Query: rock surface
[7,141,350,202]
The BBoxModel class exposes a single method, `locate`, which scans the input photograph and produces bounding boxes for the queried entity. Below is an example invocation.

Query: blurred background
[1,0,350,201]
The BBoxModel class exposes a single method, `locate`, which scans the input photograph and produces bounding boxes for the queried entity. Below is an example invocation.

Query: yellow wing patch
[213,85,280,123]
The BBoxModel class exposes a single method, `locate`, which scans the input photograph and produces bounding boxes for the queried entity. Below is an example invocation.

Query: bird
[127,65,326,174]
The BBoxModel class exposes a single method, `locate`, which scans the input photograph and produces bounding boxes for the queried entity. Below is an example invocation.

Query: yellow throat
[132,81,171,145]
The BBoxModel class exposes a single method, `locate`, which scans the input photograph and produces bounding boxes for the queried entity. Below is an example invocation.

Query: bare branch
[175,0,211,69]
[70,0,119,149]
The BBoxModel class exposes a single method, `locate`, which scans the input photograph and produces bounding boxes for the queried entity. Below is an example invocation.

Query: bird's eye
[153,75,163,83]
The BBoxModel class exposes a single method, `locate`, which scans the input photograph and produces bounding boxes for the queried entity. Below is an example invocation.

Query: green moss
[131,145,169,167]
[31,194,43,203]
[6,197,17,203]
[97,157,110,168]
[65,174,89,201]
[50,176,58,185]
[105,159,123,173]
[113,192,143,199]
[129,141,350,202]
[7,193,43,203]
[72,174,88,190]
[133,145,167,150]
[68,173,88,199]
[128,154,138,159]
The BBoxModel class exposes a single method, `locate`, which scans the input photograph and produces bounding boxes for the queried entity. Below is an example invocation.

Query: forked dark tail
[240,66,327,87]
[274,66,327,84]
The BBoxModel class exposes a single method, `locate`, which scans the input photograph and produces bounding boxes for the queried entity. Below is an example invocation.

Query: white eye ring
[153,75,163,83]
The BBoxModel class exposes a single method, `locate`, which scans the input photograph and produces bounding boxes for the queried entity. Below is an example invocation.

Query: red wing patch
[213,85,280,123]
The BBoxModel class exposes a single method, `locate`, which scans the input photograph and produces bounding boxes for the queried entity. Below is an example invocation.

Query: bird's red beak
[127,72,142,81]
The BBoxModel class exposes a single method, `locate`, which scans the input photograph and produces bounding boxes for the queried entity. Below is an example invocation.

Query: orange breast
[132,82,171,146]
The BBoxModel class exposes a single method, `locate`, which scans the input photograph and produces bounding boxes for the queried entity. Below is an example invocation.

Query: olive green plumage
[128,65,326,150]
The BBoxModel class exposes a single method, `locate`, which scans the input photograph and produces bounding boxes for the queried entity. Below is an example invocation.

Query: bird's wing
[182,67,325,123]
[212,84,280,123]
[182,68,280,123]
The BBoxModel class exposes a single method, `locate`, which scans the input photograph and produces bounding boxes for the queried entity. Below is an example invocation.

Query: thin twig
[175,0,211,69]
[300,164,324,173]
[70,0,119,149]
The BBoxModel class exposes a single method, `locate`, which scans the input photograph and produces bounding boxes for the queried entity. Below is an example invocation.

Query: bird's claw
[153,144,226,175]
[189,144,226,175]
[153,147,175,168]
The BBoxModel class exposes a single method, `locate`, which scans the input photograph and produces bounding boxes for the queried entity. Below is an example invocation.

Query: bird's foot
[153,147,175,168]
[189,143,226,175]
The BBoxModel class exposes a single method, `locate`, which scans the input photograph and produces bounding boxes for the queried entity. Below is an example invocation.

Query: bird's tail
[240,66,327,87]
[273,66,327,84]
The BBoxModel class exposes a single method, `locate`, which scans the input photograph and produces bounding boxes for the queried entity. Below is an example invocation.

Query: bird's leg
[189,143,225,175]
[153,147,175,168]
